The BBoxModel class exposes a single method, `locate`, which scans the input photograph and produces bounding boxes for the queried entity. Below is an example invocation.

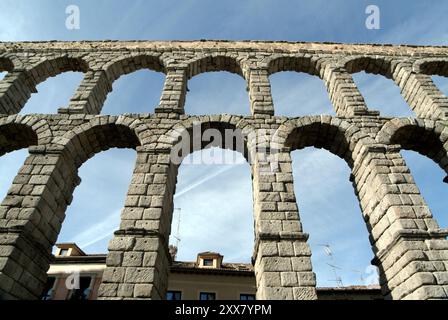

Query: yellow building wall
[168,272,256,300]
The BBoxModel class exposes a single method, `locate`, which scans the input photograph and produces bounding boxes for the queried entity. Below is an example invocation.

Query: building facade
[43,244,381,300]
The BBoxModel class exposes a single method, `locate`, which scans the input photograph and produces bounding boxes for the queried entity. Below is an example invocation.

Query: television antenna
[318,243,333,258]
[351,269,364,283]
[326,263,344,287]
[173,208,182,249]
[319,244,344,287]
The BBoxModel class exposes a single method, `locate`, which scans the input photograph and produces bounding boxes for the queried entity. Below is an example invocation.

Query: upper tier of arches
[0,50,447,119]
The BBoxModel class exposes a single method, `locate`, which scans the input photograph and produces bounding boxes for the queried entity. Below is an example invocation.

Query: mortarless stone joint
[0,40,448,300]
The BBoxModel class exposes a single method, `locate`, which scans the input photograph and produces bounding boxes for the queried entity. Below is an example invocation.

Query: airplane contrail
[77,165,237,250]
[174,165,235,199]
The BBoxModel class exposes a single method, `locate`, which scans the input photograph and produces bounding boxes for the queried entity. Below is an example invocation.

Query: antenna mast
[173,208,182,249]
[319,243,344,287]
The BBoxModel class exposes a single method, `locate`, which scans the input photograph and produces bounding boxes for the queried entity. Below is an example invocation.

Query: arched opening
[166,120,255,300]
[270,72,335,116]
[41,123,140,300]
[268,56,333,117]
[15,56,89,114]
[401,150,448,229]
[56,148,136,253]
[184,56,249,116]
[20,71,84,114]
[171,148,253,261]
[291,148,376,288]
[0,72,6,81]
[0,122,38,203]
[101,70,165,115]
[351,71,414,117]
[185,72,250,116]
[345,57,415,117]
[386,122,448,230]
[100,55,165,114]
[284,119,381,297]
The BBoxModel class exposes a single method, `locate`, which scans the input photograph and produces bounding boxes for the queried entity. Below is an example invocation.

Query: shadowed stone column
[248,68,275,117]
[0,146,78,299]
[59,70,112,115]
[252,149,317,300]
[98,148,176,300]
[393,62,448,120]
[352,144,448,300]
[0,71,36,114]
[155,67,187,115]
[321,65,373,117]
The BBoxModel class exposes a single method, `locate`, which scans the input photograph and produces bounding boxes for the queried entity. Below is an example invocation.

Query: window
[167,291,182,300]
[68,276,93,300]
[199,292,216,300]
[59,249,69,256]
[240,294,255,300]
[41,277,56,300]
[203,258,214,267]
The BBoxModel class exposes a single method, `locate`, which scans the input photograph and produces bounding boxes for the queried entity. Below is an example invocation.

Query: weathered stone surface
[0,40,447,300]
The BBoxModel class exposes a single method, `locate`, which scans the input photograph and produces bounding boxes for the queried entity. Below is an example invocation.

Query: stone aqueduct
[0,40,448,300]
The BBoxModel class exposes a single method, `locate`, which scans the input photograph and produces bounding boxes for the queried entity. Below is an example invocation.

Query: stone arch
[182,54,251,114]
[267,116,377,296]
[56,117,141,168]
[264,55,337,116]
[342,55,419,117]
[25,55,89,89]
[343,55,396,79]
[414,58,448,77]
[185,54,248,79]
[13,118,143,251]
[395,58,448,119]
[161,115,253,164]
[83,54,167,114]
[0,55,89,114]
[0,122,37,156]
[97,115,257,300]
[0,115,52,155]
[266,54,324,76]
[0,56,15,73]
[377,118,448,174]
[275,116,372,167]
[63,54,166,115]
[0,118,143,299]
[0,123,37,156]
[102,53,166,83]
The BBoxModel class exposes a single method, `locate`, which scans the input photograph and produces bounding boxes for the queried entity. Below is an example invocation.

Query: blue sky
[0,0,448,288]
